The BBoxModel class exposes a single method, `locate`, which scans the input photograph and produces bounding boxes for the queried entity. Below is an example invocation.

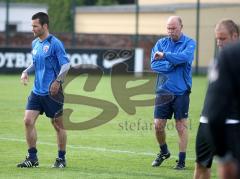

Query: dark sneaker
[17,156,39,168]
[174,160,185,170]
[52,158,66,168]
[152,152,171,167]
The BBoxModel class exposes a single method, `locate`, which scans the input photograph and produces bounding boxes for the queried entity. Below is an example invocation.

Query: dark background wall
[0,32,163,70]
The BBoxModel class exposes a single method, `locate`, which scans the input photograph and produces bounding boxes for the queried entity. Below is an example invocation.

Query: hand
[154,51,164,60]
[50,80,61,96]
[20,72,29,85]
[218,161,238,179]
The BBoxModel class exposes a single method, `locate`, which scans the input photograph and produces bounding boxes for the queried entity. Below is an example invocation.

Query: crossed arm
[150,40,196,73]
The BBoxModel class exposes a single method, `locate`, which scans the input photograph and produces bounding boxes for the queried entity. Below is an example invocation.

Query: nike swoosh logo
[103,58,129,69]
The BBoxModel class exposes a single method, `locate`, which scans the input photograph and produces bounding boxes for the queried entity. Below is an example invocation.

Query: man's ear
[232,32,239,41]
[43,23,48,30]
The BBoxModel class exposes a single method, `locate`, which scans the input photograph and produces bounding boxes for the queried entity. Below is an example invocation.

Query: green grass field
[0,74,218,179]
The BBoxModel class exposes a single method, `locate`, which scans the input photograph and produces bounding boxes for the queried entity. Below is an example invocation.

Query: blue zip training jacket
[151,34,196,95]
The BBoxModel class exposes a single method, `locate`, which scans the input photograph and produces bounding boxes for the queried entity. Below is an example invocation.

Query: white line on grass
[0,136,195,160]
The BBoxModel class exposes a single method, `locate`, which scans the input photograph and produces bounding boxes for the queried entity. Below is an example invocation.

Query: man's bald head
[215,19,239,49]
[167,16,183,27]
[166,16,183,41]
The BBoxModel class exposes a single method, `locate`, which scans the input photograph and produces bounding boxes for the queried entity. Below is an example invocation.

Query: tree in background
[81,0,134,5]
[48,0,74,33]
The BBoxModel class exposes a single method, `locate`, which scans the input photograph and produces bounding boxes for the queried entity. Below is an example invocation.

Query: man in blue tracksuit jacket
[150,16,196,170]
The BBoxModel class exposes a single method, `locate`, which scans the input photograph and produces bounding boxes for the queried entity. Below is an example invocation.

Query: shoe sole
[173,167,185,170]
[17,165,39,168]
[52,166,66,168]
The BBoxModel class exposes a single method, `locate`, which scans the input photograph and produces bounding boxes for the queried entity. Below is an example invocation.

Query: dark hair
[216,19,240,37]
[32,12,49,27]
